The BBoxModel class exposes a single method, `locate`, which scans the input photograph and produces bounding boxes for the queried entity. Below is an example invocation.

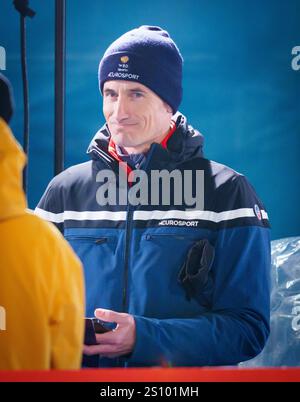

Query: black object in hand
[84,317,111,346]
[82,318,111,368]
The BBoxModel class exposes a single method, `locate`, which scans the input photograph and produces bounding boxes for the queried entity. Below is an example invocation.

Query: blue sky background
[0,0,299,240]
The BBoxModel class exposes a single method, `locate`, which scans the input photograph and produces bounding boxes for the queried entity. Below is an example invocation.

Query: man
[35,26,271,367]
[0,74,85,369]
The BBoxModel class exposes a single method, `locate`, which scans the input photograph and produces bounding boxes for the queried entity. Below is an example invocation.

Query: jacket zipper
[94,143,157,367]
[122,205,134,312]
[121,144,157,314]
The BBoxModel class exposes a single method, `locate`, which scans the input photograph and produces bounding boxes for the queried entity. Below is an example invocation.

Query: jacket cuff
[125,315,164,366]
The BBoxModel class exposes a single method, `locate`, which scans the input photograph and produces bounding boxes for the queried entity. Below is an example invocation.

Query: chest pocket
[141,232,198,270]
[65,235,118,261]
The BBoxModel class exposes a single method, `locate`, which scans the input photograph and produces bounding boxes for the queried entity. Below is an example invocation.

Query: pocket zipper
[144,234,187,241]
[65,236,108,244]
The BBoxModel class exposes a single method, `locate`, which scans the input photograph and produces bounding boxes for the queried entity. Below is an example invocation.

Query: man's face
[103,80,173,154]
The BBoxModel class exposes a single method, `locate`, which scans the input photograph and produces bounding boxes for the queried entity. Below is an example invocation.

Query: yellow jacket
[0,118,85,369]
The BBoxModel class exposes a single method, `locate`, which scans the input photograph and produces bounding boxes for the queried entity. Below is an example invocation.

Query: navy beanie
[98,25,183,114]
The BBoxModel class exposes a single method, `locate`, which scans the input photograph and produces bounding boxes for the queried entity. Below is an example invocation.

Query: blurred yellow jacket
[0,118,85,369]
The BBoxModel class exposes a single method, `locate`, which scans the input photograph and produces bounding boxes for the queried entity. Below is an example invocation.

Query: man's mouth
[114,123,137,127]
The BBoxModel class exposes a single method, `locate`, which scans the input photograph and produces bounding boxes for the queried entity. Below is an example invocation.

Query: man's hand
[83,308,136,359]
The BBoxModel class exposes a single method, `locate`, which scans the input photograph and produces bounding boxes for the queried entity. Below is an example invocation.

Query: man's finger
[94,308,128,324]
[95,331,117,344]
[83,343,120,356]
[83,344,100,356]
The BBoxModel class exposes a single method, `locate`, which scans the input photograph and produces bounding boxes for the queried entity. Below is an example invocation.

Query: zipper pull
[95,238,108,245]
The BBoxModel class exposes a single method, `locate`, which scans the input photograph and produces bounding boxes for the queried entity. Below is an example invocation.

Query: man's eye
[132,92,143,98]
[105,92,117,98]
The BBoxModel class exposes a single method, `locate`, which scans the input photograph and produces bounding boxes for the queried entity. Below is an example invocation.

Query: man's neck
[121,143,154,155]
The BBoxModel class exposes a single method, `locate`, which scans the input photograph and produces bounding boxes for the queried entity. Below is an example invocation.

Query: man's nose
[114,95,130,121]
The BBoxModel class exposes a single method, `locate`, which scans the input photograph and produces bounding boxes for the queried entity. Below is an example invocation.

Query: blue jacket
[35,113,271,367]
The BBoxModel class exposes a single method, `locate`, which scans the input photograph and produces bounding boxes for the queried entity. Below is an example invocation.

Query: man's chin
[111,135,134,148]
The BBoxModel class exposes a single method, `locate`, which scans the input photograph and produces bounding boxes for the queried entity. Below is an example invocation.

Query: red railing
[0,367,299,382]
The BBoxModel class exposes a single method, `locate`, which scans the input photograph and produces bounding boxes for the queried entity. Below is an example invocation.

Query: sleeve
[48,226,85,369]
[35,178,64,233]
[127,175,271,367]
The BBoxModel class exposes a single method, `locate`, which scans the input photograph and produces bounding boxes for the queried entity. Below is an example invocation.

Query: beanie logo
[108,72,140,80]
[107,55,140,81]
[120,56,129,63]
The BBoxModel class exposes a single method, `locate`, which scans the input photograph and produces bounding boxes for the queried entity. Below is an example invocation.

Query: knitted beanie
[98,25,183,114]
